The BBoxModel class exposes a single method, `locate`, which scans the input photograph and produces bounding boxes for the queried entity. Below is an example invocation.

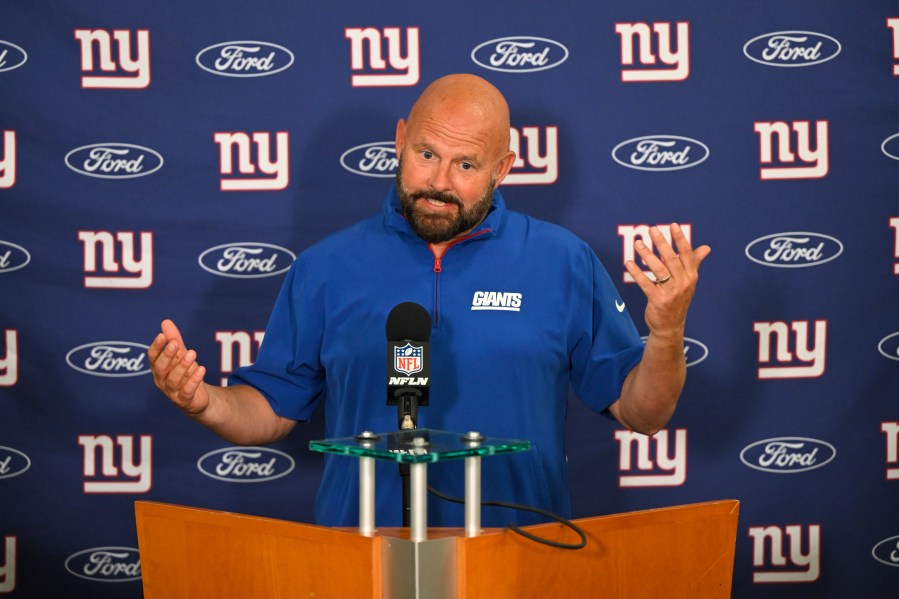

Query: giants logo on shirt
[754,120,829,180]
[78,230,153,289]
[0,330,17,387]
[504,126,558,185]
[0,537,15,593]
[216,330,264,386]
[0,130,15,188]
[79,434,152,493]
[614,428,687,487]
[617,224,693,284]
[471,291,522,311]
[345,27,419,87]
[754,320,826,379]
[615,21,690,82]
[749,524,821,583]
[888,18,899,75]
[883,422,899,481]
[74,29,150,89]
[215,132,289,191]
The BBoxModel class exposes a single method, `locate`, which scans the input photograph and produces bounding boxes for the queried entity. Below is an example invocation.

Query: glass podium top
[309,429,530,464]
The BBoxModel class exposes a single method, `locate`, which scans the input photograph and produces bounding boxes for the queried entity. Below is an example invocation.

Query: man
[149,74,710,527]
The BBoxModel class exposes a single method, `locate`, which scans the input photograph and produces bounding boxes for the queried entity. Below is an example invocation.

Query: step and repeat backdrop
[2,1,898,596]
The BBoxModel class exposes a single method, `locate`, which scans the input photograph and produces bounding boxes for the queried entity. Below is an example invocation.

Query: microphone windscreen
[386,302,432,341]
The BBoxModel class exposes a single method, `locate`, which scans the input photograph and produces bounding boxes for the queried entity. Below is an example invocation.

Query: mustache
[410,189,464,207]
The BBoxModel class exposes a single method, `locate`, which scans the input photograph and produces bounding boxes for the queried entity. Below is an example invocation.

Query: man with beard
[148,74,710,527]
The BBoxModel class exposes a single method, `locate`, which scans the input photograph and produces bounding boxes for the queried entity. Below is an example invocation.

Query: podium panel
[135,499,738,598]
[135,502,381,598]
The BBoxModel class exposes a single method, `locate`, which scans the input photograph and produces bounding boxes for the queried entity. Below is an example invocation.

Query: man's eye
[460,162,473,171]
[421,151,434,160]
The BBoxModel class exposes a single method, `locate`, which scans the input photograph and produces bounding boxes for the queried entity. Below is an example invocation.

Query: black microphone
[386,302,431,430]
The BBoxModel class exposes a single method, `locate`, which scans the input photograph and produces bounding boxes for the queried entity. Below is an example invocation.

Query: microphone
[386,302,431,430]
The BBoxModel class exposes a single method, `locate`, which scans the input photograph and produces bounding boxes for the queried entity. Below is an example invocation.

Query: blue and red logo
[394,343,423,375]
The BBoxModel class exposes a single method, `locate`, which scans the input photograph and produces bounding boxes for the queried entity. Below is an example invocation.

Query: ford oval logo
[0,240,31,274]
[65,547,141,582]
[197,447,296,483]
[198,242,295,279]
[340,141,397,178]
[196,41,294,77]
[740,437,836,473]
[64,143,163,179]
[878,332,899,362]
[65,342,150,377]
[0,445,31,480]
[882,133,899,161]
[0,40,28,73]
[612,135,709,171]
[743,31,841,67]
[745,232,843,268]
[872,535,899,568]
[471,36,569,73]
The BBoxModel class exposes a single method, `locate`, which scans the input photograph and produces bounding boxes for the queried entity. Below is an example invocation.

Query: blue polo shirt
[231,186,643,527]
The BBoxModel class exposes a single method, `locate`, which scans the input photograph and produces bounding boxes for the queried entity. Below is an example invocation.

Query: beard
[396,161,496,244]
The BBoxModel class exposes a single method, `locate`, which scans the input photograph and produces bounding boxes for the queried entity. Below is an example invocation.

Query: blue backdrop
[2,1,898,596]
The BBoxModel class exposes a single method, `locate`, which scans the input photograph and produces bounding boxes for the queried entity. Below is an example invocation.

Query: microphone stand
[395,388,421,527]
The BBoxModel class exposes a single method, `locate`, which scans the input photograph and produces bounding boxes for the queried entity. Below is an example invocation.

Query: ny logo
[754,320,827,379]
[504,126,558,185]
[0,131,15,189]
[749,524,821,583]
[0,330,17,387]
[214,132,289,191]
[215,330,265,385]
[890,217,899,275]
[74,29,150,89]
[615,22,690,82]
[888,18,899,75]
[754,120,829,180]
[78,231,153,289]
[882,422,899,480]
[617,224,693,283]
[614,428,687,487]
[0,536,14,593]
[345,27,420,87]
[79,434,152,493]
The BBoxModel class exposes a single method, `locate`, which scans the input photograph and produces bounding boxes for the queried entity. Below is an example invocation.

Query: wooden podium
[135,498,739,598]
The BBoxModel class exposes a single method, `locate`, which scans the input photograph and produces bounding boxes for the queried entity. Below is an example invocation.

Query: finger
[161,319,184,346]
[147,332,166,363]
[649,226,686,278]
[669,222,702,272]
[180,365,206,402]
[693,244,712,267]
[152,339,181,378]
[625,259,660,297]
[634,238,670,282]
[164,348,195,393]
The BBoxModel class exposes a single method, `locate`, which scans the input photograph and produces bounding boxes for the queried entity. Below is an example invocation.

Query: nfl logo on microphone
[395,343,423,375]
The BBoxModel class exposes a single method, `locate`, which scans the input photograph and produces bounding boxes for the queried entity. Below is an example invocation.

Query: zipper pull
[433,256,442,273]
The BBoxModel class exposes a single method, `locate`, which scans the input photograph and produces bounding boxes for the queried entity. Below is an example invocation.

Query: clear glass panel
[309,429,530,464]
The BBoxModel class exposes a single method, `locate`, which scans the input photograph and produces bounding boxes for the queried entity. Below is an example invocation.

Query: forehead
[406,111,501,160]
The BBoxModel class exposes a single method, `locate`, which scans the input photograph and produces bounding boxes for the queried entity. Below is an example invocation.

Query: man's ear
[493,150,517,186]
[395,118,406,156]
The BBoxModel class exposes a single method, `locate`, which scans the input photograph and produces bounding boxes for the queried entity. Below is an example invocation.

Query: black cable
[427,485,587,550]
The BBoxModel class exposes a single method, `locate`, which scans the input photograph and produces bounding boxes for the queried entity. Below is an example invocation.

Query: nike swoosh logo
[616,300,626,313]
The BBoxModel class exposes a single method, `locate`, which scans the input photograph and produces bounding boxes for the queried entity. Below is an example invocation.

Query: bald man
[149,74,709,527]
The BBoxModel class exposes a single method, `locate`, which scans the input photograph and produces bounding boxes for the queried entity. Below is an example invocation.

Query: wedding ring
[656,274,672,285]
